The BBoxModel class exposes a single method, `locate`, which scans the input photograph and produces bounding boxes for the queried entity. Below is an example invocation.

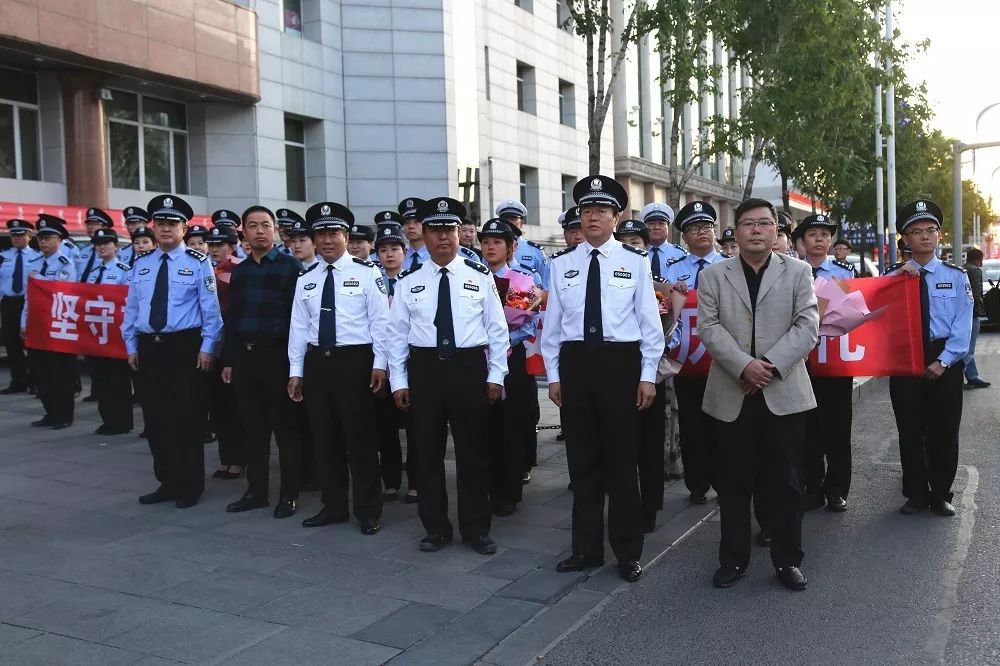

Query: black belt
[139,328,200,343]
[307,343,372,357]
[562,340,640,349]
[237,339,287,352]
[409,345,485,361]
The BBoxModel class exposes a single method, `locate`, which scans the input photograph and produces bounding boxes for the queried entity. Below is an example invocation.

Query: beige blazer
[697,252,819,422]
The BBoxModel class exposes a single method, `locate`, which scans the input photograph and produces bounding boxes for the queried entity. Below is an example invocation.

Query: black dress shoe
[803,493,826,510]
[556,554,604,572]
[301,507,349,527]
[712,564,746,588]
[556,430,565,441]
[212,469,229,479]
[689,493,708,505]
[138,430,147,438]
[82,394,97,403]
[49,422,72,430]
[492,501,517,517]
[0,385,27,395]
[139,488,175,505]
[930,500,956,516]
[226,493,268,513]
[967,378,991,389]
[618,561,642,582]
[31,418,54,428]
[382,490,399,501]
[175,497,199,509]
[419,534,452,552]
[273,497,297,519]
[900,497,929,514]
[463,535,497,555]
[521,472,531,485]
[361,519,381,535]
[403,493,419,504]
[825,496,848,512]
[756,530,772,547]
[776,566,808,591]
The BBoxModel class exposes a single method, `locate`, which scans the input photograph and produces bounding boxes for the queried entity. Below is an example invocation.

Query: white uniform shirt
[541,238,664,384]
[287,253,391,377]
[387,255,510,392]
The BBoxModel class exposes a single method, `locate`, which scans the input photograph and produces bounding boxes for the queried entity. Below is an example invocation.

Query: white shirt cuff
[289,364,304,378]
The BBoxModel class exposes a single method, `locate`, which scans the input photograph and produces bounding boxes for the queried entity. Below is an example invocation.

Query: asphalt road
[542,332,1000,666]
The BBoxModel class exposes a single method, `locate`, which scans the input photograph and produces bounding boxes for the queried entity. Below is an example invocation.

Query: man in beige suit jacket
[697,198,819,592]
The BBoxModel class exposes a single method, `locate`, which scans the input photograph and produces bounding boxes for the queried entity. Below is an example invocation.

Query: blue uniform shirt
[122,245,223,356]
[662,250,726,289]
[404,245,430,270]
[76,243,100,281]
[647,241,687,278]
[0,246,41,297]
[513,239,549,286]
[20,252,78,329]
[811,257,855,280]
[85,258,132,286]
[60,239,80,262]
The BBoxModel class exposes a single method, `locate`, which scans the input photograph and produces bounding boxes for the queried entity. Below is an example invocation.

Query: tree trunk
[742,138,764,200]
[780,167,790,213]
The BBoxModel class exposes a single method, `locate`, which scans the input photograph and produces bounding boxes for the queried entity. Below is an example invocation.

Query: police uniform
[640,202,687,278]
[0,219,40,393]
[211,209,247,260]
[118,207,151,267]
[886,200,973,516]
[798,213,856,511]
[123,195,223,508]
[125,225,156,267]
[276,209,303,256]
[21,216,78,428]
[76,208,115,283]
[288,202,389,533]
[665,201,726,503]
[541,176,664,581]
[496,199,549,285]
[388,197,510,553]
[717,226,737,256]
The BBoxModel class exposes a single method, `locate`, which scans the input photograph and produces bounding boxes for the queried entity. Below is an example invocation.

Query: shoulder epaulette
[525,240,542,250]
[57,255,69,265]
[465,258,490,274]
[298,262,319,277]
[551,245,578,259]
[719,253,732,260]
[672,243,686,251]
[883,262,904,275]
[0,256,4,266]
[115,262,130,271]
[665,255,685,266]
[653,275,667,284]
[833,259,855,272]
[621,243,648,257]
[137,249,156,260]
[398,264,422,280]
[942,261,967,273]
[186,248,208,262]
[510,265,536,276]
[352,256,375,268]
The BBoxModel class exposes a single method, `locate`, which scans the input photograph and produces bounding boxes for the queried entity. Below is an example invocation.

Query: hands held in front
[924,361,945,380]
[741,359,776,393]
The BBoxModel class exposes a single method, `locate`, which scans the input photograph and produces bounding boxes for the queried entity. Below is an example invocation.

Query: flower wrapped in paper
[813,276,888,337]
[653,280,687,382]
[495,271,543,330]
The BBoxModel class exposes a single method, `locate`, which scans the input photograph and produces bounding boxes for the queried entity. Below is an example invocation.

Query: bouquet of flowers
[653,280,685,382]
[495,272,543,330]
[813,276,887,337]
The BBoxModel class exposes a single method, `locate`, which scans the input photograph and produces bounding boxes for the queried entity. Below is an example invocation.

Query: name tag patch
[178,268,193,276]
[342,279,360,288]
[520,255,533,261]
[613,270,632,280]
[564,270,579,279]
[304,283,316,290]
[936,283,952,289]
[410,285,425,293]
[463,282,480,292]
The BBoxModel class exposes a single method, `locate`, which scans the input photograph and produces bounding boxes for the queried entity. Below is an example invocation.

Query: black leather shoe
[900,497,929,514]
[825,496,848,512]
[138,430,147,438]
[212,469,229,479]
[521,472,531,485]
[273,497,297,519]
[138,488,175,505]
[803,493,825,510]
[82,393,98,403]
[930,500,956,516]
[175,497,199,509]
[463,535,497,555]
[382,490,399,501]
[226,493,268,513]
[618,561,642,582]
[756,530,772,547]
[689,493,708,505]
[403,493,419,504]
[967,378,991,389]
[31,418,53,428]
[419,534,452,552]
[361,519,381,535]
[776,566,808,591]
[492,501,517,517]
[712,565,746,588]
[49,422,72,430]
[301,508,349,527]
[556,554,604,572]
[0,385,27,395]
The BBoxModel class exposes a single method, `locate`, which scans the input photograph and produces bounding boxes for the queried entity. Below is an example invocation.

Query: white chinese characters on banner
[84,296,117,346]
[674,306,707,366]
[49,292,80,341]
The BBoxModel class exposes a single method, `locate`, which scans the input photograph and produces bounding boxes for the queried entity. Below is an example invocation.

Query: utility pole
[885,0,897,264]
[875,84,885,273]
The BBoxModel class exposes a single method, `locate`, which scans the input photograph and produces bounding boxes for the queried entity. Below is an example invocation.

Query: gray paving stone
[273,550,413,592]
[351,602,460,649]
[488,521,571,556]
[494,502,570,528]
[0,622,42,649]
[299,520,426,557]
[374,565,510,612]
[16,587,175,642]
[0,570,83,620]
[222,627,400,665]
[28,551,217,596]
[379,537,503,573]
[496,567,585,605]
[243,584,407,636]
[0,633,144,665]
[151,568,308,614]
[469,548,552,581]
[180,535,315,574]
[0,459,87,479]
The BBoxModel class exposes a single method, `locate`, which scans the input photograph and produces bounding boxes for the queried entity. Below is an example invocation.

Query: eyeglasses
[736,218,776,229]
[685,223,716,234]
[905,227,939,237]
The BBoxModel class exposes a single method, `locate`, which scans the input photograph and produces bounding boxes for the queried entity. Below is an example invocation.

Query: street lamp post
[953,139,1000,260]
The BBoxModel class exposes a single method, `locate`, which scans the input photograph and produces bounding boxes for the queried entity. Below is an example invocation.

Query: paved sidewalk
[0,369,711,665]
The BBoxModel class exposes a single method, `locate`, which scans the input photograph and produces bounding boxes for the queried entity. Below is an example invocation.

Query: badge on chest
[609,267,634,289]
[342,279,360,288]
[463,281,480,292]
[935,283,952,290]
[178,268,193,276]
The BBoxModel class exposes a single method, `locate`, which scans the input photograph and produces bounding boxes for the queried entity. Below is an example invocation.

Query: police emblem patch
[693,202,703,213]
[304,283,316,290]
[410,285,425,293]
[204,276,216,292]
[164,197,173,208]
[376,277,386,294]
[590,178,602,190]
[916,201,927,212]
[139,268,150,276]
[437,200,449,213]
[564,270,579,279]
[321,204,331,216]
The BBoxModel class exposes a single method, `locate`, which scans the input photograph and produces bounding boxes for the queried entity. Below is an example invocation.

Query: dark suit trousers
[673,375,715,496]
[31,349,76,424]
[1,296,28,387]
[715,393,806,569]
[302,345,382,521]
[486,343,529,505]
[374,392,403,491]
[560,342,644,564]
[637,380,667,516]
[208,366,245,467]
[88,355,133,431]
[804,375,854,499]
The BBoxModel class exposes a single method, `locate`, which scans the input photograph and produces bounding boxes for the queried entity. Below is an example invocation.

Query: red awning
[0,201,212,237]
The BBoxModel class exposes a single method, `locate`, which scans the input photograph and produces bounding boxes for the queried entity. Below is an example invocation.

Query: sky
[898,0,1000,204]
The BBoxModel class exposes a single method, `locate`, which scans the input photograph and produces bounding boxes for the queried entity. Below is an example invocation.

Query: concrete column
[59,71,108,208]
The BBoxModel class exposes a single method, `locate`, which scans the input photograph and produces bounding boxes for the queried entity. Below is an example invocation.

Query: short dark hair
[833,238,852,250]
[967,248,984,262]
[460,219,477,226]
[241,205,275,224]
[735,198,777,222]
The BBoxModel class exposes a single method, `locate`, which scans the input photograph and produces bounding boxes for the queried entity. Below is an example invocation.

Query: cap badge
[294,222,302,229]
[437,200,449,213]
[163,197,173,208]
[126,208,133,214]
[384,212,391,220]
[817,215,825,222]
[693,203,703,213]
[916,201,927,212]
[590,178,602,190]
[406,199,414,208]
[220,211,228,218]
[321,204,331,216]
[383,229,390,235]
[490,222,497,229]
[88,209,95,216]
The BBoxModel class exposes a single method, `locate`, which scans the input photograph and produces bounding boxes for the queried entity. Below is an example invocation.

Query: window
[557,0,573,31]
[518,165,539,225]
[106,91,188,193]
[484,47,491,101]
[516,62,536,115]
[558,80,575,127]
[561,174,575,211]
[284,116,306,202]
[282,0,302,34]
[0,68,40,181]
[514,0,533,12]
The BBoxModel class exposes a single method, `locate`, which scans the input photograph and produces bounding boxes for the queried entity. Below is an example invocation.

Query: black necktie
[94,265,106,284]
[812,265,820,279]
[387,277,396,297]
[81,249,97,283]
[12,249,23,294]
[919,268,931,357]
[693,258,706,289]
[129,248,138,269]
[319,265,337,350]
[149,254,169,332]
[650,247,661,280]
[40,259,48,276]
[584,249,603,346]
[435,267,455,358]
[409,251,420,271]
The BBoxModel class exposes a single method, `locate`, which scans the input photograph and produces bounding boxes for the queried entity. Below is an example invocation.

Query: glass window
[516,62,535,115]
[108,122,139,190]
[558,80,575,127]
[519,165,539,225]
[284,115,306,201]
[106,91,138,122]
[0,106,15,179]
[106,91,188,193]
[0,69,41,181]
[173,133,189,194]
[514,0,533,12]
[18,108,39,181]
[143,127,171,193]
[0,67,38,105]
[142,97,186,130]
[283,0,303,34]
[561,174,575,211]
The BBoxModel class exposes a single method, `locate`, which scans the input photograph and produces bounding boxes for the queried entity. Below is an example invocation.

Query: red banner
[24,279,129,359]
[669,275,925,377]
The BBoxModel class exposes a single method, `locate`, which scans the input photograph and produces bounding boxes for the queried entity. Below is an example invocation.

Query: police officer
[664,201,727,506]
[184,224,210,254]
[118,207,151,266]
[399,198,429,270]
[211,209,247,259]
[76,208,115,283]
[798,213,855,512]
[371,211,403,262]
[560,206,584,251]
[20,215,78,428]
[85,228,134,435]
[388,197,510,554]
[127,226,156,267]
[275,209,301,256]
[286,216,317,270]
[1,219,40,393]
[542,176,664,582]
[123,195,223,509]
[885,200,972,517]
[288,201,389,534]
[459,218,482,258]
[347,224,376,261]
[776,212,797,257]
[718,226,738,257]
[641,202,687,278]
[496,199,549,285]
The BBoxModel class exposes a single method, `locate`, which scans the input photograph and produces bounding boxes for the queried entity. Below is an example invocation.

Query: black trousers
[409,346,491,539]
[208,365,245,467]
[30,349,76,423]
[233,343,302,501]
[486,343,529,505]
[714,393,806,569]
[674,375,715,496]
[374,392,403,491]
[1,296,28,388]
[889,361,963,503]
[137,330,205,502]
[560,342,644,563]
[804,376,854,500]
[297,400,316,488]
[638,381,667,517]
[525,375,540,470]
[303,344,382,521]
[88,355,133,431]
